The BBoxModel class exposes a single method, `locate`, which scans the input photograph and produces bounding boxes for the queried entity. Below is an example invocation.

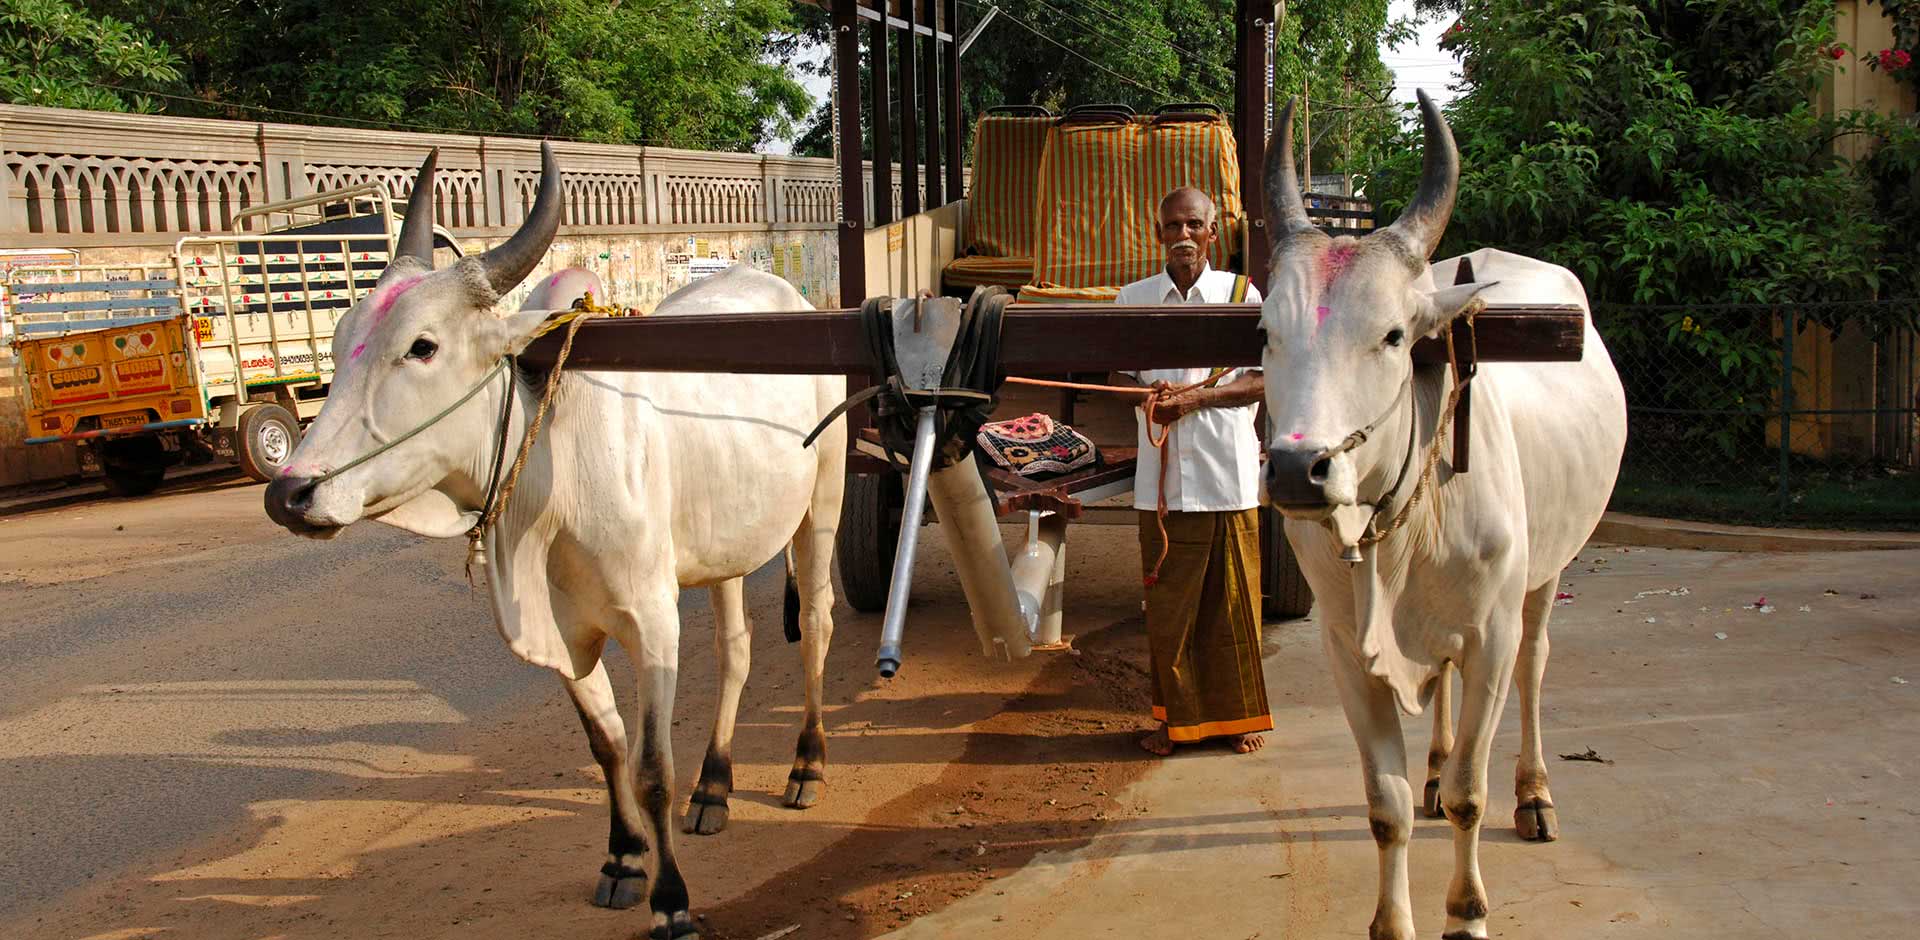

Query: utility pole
[1343,75,1353,196]
[1302,74,1312,192]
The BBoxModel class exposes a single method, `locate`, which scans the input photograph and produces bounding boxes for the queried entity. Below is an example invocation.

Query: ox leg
[627,614,698,940]
[1439,637,1519,940]
[783,494,839,809]
[1424,660,1455,819]
[1326,632,1416,940]
[685,577,750,836]
[1513,583,1559,842]
[565,657,651,911]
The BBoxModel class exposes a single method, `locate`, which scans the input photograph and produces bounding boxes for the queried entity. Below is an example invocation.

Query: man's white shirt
[1116,265,1264,513]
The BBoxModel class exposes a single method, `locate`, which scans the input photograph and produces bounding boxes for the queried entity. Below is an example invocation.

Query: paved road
[0,476,554,921]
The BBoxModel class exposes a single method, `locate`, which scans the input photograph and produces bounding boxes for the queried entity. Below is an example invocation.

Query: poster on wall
[688,258,732,282]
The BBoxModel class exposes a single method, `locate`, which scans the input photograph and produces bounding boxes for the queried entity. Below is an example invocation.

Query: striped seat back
[1029,114,1243,290]
[964,115,1053,258]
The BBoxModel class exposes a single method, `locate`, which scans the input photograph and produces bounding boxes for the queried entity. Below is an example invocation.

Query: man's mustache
[1170,239,1200,252]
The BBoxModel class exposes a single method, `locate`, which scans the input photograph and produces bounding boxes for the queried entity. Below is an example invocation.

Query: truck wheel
[100,438,168,497]
[1259,507,1314,620]
[837,472,901,613]
[237,403,301,483]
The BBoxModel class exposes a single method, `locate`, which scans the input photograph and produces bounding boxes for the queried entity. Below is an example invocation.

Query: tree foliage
[3,0,811,150]
[1379,0,1920,460]
[790,0,1410,183]
[0,0,182,112]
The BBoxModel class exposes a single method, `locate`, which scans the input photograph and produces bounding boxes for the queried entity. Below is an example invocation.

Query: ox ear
[1414,280,1497,339]
[489,307,562,358]
[372,486,479,538]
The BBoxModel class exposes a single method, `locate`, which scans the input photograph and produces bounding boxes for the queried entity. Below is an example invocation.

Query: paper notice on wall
[688,258,732,282]
[771,247,787,279]
[694,238,712,259]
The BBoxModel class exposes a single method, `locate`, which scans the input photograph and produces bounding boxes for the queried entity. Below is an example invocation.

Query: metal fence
[1595,299,1920,528]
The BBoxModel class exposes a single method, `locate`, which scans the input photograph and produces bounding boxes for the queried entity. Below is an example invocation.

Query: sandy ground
[4,477,1918,939]
[884,545,1920,939]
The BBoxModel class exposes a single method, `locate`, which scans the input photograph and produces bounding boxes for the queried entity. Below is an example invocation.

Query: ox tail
[782,544,802,643]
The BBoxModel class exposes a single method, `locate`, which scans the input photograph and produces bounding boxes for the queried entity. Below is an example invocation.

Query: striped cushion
[945,254,1034,289]
[1029,116,1245,291]
[964,116,1052,257]
[1013,284,1124,304]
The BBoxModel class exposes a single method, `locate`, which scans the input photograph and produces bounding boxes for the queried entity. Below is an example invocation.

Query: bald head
[1159,187,1217,226]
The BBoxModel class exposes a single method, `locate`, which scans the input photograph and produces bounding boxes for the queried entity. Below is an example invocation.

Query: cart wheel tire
[837,472,901,613]
[237,403,301,483]
[100,438,168,497]
[1260,507,1314,620]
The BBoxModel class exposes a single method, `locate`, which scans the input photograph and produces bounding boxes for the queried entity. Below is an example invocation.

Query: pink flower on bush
[1878,48,1912,71]
[1828,44,1849,60]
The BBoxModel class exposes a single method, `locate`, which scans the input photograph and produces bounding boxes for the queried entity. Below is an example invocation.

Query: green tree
[789,0,1410,181]
[0,0,182,112]
[1374,0,1920,461]
[77,0,811,150]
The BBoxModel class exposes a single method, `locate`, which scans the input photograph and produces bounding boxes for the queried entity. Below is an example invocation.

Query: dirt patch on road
[702,629,1154,940]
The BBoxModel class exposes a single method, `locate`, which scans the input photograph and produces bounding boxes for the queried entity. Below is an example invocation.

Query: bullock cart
[512,0,1581,676]
[520,289,1584,675]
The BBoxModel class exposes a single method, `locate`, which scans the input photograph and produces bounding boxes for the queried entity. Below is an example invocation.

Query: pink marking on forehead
[1290,433,1304,441]
[1315,305,1333,327]
[550,273,565,286]
[369,275,423,321]
[1315,244,1358,291]
[350,342,366,361]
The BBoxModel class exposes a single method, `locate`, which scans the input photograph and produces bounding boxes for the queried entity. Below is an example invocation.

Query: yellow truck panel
[17,314,207,442]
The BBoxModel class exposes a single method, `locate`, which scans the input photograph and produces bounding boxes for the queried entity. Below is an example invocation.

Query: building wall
[0,103,940,488]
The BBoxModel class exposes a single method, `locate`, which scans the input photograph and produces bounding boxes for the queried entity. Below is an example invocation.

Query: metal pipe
[924,453,1034,660]
[1010,510,1069,646]
[875,407,938,678]
[957,4,998,57]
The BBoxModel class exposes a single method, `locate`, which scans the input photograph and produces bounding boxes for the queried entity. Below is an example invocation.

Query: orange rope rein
[1003,370,1232,587]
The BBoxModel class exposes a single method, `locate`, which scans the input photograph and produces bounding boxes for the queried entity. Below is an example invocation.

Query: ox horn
[1376,89,1460,260]
[478,140,563,295]
[395,148,440,267]
[1265,99,1318,241]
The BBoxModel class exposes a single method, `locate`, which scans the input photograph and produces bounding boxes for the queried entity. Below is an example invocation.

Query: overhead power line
[957,0,1178,101]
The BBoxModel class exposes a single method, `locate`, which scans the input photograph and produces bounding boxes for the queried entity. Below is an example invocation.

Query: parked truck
[5,185,458,495]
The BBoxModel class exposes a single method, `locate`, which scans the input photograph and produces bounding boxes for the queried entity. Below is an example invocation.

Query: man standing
[1117,187,1272,756]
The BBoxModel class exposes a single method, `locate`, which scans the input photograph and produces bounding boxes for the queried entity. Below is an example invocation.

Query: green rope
[310,358,508,486]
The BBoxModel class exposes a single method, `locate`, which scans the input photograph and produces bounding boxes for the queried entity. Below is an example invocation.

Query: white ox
[1260,93,1627,939]
[263,144,846,940]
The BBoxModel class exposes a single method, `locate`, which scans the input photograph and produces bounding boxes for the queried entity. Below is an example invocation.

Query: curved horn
[1265,99,1317,240]
[1376,89,1459,260]
[396,148,440,266]
[478,140,563,295]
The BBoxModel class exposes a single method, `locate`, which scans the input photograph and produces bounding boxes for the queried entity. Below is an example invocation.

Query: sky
[765,0,1463,154]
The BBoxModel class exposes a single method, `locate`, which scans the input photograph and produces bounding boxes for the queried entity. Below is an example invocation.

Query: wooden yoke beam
[519,303,1586,375]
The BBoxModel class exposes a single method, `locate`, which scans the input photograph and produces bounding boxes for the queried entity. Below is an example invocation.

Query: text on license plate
[101,411,151,429]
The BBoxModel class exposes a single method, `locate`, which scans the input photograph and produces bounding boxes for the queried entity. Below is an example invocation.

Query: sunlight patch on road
[0,680,472,778]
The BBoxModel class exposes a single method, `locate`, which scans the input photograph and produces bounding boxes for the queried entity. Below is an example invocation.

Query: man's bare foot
[1227,733,1265,754]
[1139,725,1176,757]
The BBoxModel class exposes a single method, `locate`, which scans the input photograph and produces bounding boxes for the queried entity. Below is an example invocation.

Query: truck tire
[100,438,168,497]
[1259,506,1314,620]
[837,472,901,613]
[237,403,301,483]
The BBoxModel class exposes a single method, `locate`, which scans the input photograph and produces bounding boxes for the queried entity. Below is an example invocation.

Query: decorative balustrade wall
[0,104,944,248]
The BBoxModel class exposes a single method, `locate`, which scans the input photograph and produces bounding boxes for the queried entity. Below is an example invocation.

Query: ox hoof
[594,871,648,910]
[683,798,730,836]
[1439,933,1488,940]
[1515,799,1559,842]
[783,770,824,809]
[1422,778,1445,819]
[649,909,699,939]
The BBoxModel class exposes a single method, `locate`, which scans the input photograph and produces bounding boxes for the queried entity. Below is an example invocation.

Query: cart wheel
[1259,507,1313,620]
[237,403,301,483]
[837,472,901,613]
[100,437,169,497]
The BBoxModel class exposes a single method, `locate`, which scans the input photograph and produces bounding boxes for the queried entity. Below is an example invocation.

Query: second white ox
[1260,93,1627,939]
[263,144,846,940]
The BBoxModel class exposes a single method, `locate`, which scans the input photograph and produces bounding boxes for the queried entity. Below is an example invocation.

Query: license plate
[101,411,151,429]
